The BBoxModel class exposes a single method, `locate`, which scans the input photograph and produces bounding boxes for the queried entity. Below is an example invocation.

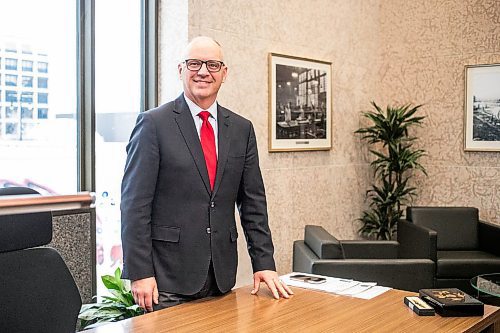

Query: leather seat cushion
[437,250,500,278]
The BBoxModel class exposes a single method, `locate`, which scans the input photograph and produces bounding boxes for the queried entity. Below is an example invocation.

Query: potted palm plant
[355,102,427,240]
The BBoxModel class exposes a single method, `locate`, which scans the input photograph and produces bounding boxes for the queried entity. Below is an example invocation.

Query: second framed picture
[268,53,332,152]
[464,63,500,151]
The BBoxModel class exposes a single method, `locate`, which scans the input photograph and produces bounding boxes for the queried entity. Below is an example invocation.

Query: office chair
[0,187,82,333]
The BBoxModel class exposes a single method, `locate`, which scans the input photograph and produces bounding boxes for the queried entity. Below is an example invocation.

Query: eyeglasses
[183,59,225,73]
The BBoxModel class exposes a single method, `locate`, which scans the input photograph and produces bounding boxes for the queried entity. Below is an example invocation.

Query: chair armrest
[397,219,437,261]
[293,240,319,273]
[304,225,343,259]
[311,259,435,292]
[340,241,399,259]
[478,220,500,256]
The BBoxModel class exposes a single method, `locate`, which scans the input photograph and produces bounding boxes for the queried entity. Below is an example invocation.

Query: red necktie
[198,111,217,191]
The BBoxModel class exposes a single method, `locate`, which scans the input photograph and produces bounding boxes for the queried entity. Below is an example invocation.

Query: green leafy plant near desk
[355,102,427,240]
[78,267,144,330]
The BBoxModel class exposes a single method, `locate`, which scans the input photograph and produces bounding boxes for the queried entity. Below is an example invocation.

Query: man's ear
[222,66,228,83]
[178,63,183,80]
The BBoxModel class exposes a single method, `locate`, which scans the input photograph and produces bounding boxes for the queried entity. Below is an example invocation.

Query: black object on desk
[419,288,484,317]
[404,296,435,316]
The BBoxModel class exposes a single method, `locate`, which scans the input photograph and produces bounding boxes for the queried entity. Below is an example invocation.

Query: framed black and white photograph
[465,63,500,151]
[268,53,332,152]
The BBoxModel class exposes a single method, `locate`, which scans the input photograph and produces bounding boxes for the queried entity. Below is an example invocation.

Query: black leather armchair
[398,206,500,294]
[293,225,435,292]
[0,187,82,333]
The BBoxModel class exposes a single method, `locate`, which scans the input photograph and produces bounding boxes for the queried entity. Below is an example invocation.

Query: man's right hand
[131,277,159,312]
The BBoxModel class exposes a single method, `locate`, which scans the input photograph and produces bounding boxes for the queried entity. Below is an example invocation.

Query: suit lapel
[212,106,231,198]
[173,95,212,195]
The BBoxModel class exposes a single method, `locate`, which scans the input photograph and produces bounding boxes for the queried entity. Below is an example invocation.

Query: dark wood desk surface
[84,286,500,333]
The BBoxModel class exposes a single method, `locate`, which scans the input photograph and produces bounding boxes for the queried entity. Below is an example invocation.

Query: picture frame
[464,63,500,151]
[268,53,332,152]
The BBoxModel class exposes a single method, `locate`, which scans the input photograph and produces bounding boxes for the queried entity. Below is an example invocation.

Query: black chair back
[407,206,479,250]
[0,187,82,333]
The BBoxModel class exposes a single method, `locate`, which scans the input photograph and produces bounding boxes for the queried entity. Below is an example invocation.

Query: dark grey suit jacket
[121,94,276,295]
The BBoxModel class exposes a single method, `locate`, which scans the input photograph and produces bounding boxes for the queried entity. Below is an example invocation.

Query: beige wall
[377,1,500,225]
[160,0,500,286]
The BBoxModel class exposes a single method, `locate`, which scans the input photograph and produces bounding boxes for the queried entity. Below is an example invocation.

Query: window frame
[77,0,157,193]
[76,0,158,297]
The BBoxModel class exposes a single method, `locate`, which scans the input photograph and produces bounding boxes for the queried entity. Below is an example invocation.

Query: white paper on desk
[336,282,377,296]
[280,272,391,300]
[352,286,391,299]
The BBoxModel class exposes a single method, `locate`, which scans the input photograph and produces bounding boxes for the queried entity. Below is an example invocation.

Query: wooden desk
[85,286,500,333]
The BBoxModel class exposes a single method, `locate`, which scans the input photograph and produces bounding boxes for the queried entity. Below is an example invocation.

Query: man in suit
[121,36,292,311]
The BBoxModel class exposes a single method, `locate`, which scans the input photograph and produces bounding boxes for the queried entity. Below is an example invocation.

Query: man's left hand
[251,270,293,299]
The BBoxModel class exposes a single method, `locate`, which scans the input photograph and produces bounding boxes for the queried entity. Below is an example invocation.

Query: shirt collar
[184,93,218,121]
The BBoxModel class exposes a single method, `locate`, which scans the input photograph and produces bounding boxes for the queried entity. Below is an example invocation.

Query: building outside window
[20,92,33,103]
[6,90,17,103]
[37,61,48,73]
[38,107,48,119]
[6,122,17,134]
[5,58,17,70]
[5,74,17,86]
[21,106,33,118]
[37,92,47,104]
[0,0,76,191]
[22,76,33,88]
[5,105,17,118]
[37,77,47,88]
[22,60,33,71]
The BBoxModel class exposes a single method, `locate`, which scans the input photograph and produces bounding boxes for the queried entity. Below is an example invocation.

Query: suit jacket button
[206,227,211,234]
[210,201,215,208]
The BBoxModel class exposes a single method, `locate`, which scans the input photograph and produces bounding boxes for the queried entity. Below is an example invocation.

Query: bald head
[178,36,228,109]
[182,36,224,62]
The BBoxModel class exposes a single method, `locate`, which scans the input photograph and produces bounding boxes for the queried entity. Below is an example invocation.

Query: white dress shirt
[184,94,219,156]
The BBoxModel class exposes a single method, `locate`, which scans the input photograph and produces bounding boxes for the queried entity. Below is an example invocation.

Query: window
[0,0,157,298]
[6,122,17,135]
[37,77,47,88]
[6,90,17,103]
[37,92,48,104]
[5,74,17,86]
[22,60,33,72]
[5,58,17,70]
[37,61,48,73]
[22,76,33,88]
[0,0,77,190]
[21,107,33,118]
[93,0,157,296]
[38,107,48,119]
[20,92,33,104]
[6,106,17,118]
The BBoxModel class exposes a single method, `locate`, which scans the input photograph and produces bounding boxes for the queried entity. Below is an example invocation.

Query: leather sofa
[293,225,435,292]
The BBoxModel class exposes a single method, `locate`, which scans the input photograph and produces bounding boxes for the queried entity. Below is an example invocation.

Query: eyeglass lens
[185,59,223,72]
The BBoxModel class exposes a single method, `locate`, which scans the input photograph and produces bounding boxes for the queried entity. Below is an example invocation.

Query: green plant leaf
[355,102,427,240]
[78,267,144,330]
